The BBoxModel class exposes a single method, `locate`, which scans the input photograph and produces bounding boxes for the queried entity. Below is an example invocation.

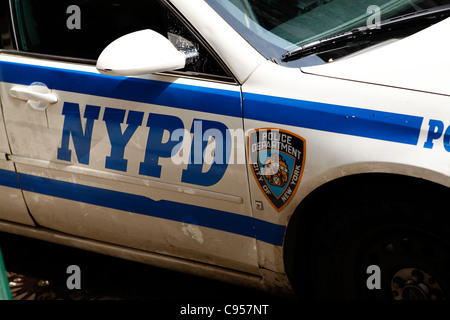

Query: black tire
[295,176,450,300]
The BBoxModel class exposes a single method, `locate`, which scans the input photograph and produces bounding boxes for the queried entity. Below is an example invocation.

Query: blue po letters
[424,119,450,152]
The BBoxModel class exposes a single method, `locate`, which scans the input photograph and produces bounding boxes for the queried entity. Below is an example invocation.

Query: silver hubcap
[391,268,444,300]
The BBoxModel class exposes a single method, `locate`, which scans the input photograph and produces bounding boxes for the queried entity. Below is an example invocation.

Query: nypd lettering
[249,128,305,212]
[57,101,230,187]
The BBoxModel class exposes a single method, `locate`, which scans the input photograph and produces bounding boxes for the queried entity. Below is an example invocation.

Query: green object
[0,247,11,300]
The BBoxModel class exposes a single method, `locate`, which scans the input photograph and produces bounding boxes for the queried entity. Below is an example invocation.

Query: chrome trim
[8,0,19,49]
[0,50,237,84]
[11,155,244,204]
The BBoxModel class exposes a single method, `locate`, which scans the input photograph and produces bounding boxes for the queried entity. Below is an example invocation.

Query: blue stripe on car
[0,61,243,118]
[0,61,423,145]
[0,169,21,189]
[244,93,423,145]
[0,168,286,246]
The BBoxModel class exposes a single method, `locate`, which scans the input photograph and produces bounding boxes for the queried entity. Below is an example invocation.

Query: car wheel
[299,180,450,300]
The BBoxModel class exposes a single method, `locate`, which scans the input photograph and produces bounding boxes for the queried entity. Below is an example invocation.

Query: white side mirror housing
[96,29,186,76]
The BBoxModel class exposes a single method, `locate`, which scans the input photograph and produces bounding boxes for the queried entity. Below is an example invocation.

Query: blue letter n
[57,102,100,165]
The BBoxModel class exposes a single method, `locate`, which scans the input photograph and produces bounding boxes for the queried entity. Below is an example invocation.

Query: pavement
[0,232,280,301]
[6,271,122,300]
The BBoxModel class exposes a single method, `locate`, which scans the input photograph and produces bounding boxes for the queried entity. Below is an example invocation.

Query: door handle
[10,87,58,104]
[9,82,58,111]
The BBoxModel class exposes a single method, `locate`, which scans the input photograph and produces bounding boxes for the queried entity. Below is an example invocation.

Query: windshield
[206,0,450,67]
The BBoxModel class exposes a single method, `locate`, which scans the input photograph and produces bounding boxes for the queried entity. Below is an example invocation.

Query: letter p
[424,119,444,149]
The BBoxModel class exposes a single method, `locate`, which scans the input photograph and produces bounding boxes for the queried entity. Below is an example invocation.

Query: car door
[0,0,35,227]
[0,0,259,274]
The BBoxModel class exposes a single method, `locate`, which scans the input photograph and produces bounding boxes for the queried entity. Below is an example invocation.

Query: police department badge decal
[248,129,305,212]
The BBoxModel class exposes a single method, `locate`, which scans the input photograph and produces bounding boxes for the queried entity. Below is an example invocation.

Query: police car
[1,0,450,300]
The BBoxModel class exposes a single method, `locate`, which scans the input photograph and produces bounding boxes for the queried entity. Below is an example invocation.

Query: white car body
[0,0,449,298]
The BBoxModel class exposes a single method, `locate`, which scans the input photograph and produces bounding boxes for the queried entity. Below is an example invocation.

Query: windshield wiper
[282,5,450,62]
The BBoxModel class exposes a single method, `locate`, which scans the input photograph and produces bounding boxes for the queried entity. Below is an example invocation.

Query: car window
[10,0,230,78]
[206,0,450,67]
[0,0,13,49]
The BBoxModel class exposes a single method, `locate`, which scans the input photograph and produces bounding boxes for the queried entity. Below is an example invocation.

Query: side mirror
[96,29,186,76]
